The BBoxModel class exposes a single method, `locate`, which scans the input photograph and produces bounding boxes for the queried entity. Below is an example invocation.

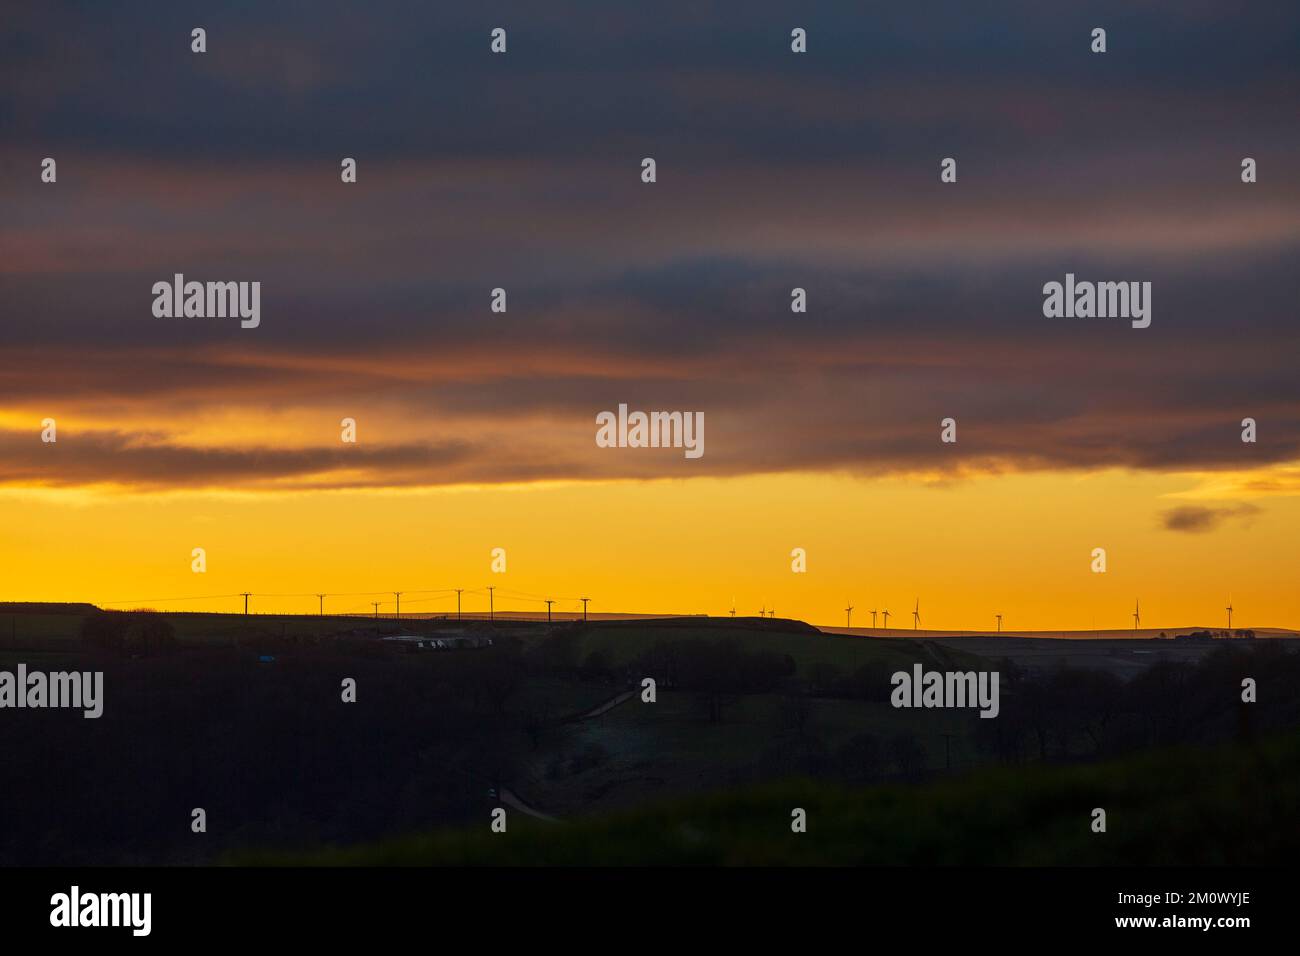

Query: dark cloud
[0,1,1297,491]
[0,428,482,491]
[3,2,1296,162]
[1160,503,1262,533]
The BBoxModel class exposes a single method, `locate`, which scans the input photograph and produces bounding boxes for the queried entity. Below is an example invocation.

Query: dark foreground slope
[236,728,1300,866]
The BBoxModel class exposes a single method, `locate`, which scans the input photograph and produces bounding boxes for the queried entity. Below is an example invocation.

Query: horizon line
[2,600,1296,636]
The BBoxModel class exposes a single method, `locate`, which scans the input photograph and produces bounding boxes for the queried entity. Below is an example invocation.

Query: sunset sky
[2,2,1298,629]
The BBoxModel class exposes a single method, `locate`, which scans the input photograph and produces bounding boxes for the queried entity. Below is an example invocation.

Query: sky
[1,2,1298,629]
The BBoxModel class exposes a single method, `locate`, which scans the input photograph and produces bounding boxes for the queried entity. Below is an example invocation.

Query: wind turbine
[1132,598,1141,634]
[869,609,878,628]
[995,613,1003,633]
[912,599,921,631]
[1226,600,1233,633]
[881,609,890,629]
[845,603,853,628]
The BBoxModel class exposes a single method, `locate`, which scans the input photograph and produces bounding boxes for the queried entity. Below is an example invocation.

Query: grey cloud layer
[1,1,1297,490]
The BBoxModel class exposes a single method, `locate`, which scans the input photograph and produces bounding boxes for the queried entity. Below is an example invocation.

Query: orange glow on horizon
[2,468,1297,631]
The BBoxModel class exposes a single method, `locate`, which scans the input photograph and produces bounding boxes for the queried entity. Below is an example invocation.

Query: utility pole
[488,586,494,622]
[372,601,380,619]
[581,597,590,622]
[545,599,554,623]
[317,593,325,617]
[455,588,463,622]
[394,591,402,620]
[240,592,251,616]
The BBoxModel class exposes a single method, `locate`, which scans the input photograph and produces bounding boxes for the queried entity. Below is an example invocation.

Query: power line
[99,593,242,606]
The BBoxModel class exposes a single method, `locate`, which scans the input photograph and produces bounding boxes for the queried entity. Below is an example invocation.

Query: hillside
[234,728,1300,866]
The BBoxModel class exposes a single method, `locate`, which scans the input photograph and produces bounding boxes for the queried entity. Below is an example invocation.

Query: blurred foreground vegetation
[238,727,1300,866]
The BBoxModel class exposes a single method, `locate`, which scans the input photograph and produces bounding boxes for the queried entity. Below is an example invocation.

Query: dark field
[2,607,1296,865]
[935,635,1300,679]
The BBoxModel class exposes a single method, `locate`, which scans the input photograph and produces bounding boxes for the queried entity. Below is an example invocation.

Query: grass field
[0,610,989,673]
[519,688,981,817]
[0,610,400,649]
[565,619,987,675]
[0,612,84,646]
[233,728,1300,866]
[4,604,1296,865]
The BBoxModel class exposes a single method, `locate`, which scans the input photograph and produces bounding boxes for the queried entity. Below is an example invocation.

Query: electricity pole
[317,593,325,617]
[240,592,251,615]
[394,591,402,620]
[488,586,494,622]
[455,588,463,622]
[581,597,590,622]
[545,599,554,623]
[372,601,380,619]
